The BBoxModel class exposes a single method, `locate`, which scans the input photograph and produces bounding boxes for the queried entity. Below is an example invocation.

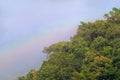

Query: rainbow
[0,26,77,70]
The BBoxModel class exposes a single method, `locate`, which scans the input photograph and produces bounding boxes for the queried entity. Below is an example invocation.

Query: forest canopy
[18,8,120,80]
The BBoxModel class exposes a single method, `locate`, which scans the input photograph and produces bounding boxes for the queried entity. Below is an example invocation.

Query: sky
[0,0,120,80]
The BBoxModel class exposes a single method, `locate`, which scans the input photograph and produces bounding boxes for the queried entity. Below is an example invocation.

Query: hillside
[18,8,120,80]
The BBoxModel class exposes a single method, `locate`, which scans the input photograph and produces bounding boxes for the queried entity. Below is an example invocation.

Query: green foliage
[17,76,25,80]
[18,8,120,80]
[97,67,117,80]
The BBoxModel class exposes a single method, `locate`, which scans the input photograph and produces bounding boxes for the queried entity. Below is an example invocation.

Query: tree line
[18,8,120,80]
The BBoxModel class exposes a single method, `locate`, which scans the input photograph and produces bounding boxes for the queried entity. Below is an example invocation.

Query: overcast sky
[0,0,120,80]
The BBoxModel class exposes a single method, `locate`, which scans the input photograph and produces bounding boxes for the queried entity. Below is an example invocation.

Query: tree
[18,8,120,80]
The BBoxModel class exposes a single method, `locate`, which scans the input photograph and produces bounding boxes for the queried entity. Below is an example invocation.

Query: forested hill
[18,8,120,80]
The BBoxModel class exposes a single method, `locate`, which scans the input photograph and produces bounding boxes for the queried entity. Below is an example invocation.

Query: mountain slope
[18,8,120,80]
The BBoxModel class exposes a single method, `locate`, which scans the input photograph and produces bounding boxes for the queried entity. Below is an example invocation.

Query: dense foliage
[18,8,120,80]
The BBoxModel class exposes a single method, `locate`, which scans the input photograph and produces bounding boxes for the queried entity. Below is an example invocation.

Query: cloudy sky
[0,0,120,80]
